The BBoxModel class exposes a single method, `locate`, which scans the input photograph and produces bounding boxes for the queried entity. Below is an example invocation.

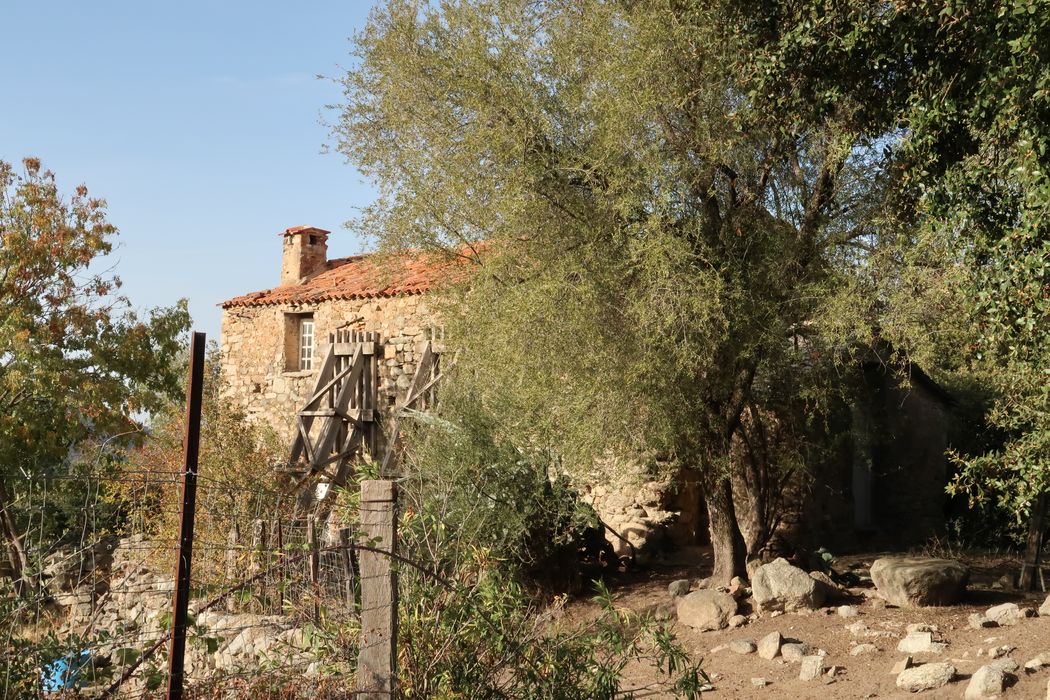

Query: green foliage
[730,0,1049,528]
[398,383,598,576]
[0,590,115,697]
[389,384,703,695]
[0,157,190,588]
[106,347,287,583]
[0,158,189,467]
[336,0,909,580]
[398,550,704,699]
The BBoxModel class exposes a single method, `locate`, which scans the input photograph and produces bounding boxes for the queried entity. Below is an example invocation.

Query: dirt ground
[566,547,1050,699]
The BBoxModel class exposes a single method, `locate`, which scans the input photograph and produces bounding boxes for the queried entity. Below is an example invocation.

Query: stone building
[220,226,447,444]
[221,226,952,557]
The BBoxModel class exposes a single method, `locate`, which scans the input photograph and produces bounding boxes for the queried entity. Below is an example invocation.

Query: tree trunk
[0,479,33,596]
[705,476,747,585]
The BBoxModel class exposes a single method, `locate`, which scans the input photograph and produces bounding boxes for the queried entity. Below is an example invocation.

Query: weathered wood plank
[333,341,374,356]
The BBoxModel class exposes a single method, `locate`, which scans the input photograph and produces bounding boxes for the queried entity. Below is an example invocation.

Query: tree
[106,348,287,584]
[0,158,189,593]
[729,0,1048,534]
[335,1,902,583]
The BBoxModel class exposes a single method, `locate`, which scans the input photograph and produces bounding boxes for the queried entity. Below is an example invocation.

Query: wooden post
[307,515,320,621]
[225,523,239,612]
[356,480,398,698]
[338,527,354,609]
[249,519,267,575]
[167,331,206,700]
[276,519,285,612]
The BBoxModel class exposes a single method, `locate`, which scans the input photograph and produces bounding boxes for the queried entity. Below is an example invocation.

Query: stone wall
[46,535,325,695]
[220,294,436,442]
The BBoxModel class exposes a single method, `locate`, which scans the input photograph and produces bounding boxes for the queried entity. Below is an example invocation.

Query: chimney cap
[281,225,331,237]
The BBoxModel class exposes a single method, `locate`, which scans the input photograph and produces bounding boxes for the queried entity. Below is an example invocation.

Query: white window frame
[298,317,315,371]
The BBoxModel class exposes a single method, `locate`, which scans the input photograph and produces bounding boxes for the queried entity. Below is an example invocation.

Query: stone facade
[220,225,444,445]
[220,295,436,443]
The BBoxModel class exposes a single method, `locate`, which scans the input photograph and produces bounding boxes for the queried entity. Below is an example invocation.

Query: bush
[388,384,703,697]
[104,350,289,587]
[398,551,704,699]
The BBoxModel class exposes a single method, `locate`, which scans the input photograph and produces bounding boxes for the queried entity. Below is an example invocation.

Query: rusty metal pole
[167,331,206,700]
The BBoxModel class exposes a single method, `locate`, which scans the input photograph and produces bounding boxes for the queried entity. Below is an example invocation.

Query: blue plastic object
[41,649,91,693]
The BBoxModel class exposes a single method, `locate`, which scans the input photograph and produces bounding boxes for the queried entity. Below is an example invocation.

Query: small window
[299,317,315,370]
[284,312,316,372]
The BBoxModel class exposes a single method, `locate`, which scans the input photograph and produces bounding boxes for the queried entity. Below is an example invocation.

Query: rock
[728,576,748,598]
[653,602,675,621]
[758,631,783,660]
[810,570,849,601]
[1039,594,1050,617]
[989,656,1019,674]
[1025,653,1050,671]
[727,614,747,628]
[895,662,956,692]
[897,631,947,654]
[751,678,770,687]
[676,589,737,631]
[906,623,937,633]
[800,655,826,681]
[870,557,969,607]
[989,645,1014,659]
[851,643,879,656]
[846,621,878,637]
[838,605,859,618]
[965,665,1005,699]
[781,643,811,663]
[986,602,1023,626]
[668,579,692,597]
[729,639,757,654]
[891,656,914,674]
[751,558,826,612]
[969,613,998,629]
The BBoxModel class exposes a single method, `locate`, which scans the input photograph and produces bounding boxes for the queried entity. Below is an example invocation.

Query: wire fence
[0,462,400,699]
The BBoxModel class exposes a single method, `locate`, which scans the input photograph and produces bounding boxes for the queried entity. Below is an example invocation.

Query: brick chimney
[280,225,329,286]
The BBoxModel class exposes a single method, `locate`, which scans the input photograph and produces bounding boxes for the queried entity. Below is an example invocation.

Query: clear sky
[1,1,378,341]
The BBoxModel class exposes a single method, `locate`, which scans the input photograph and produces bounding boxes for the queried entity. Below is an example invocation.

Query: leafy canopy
[0,158,189,576]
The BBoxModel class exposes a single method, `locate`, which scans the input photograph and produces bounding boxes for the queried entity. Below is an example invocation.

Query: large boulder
[965,665,1006,700]
[986,602,1024,626]
[676,589,737,631]
[870,557,969,607]
[751,558,825,612]
[896,662,956,692]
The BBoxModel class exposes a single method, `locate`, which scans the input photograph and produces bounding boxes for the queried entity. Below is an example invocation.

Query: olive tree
[335,0,896,583]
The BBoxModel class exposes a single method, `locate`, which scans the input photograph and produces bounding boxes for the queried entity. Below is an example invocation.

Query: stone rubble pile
[44,535,321,692]
[584,477,676,561]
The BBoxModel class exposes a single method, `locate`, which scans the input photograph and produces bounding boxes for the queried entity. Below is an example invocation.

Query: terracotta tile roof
[221,250,464,308]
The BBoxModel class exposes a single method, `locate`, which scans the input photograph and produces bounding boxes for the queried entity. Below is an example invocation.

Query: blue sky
[1,1,378,340]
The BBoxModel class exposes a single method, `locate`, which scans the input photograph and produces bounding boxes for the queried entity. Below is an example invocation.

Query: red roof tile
[220,250,464,308]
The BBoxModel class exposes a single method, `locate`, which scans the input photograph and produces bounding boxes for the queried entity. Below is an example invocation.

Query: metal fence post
[167,331,206,700]
[356,479,398,698]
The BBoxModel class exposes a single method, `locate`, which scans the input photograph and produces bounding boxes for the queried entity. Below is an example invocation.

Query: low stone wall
[578,461,679,562]
[48,535,326,694]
